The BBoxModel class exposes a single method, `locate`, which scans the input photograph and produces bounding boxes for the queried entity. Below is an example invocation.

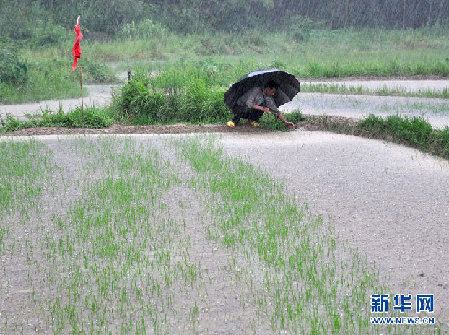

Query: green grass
[378,102,449,115]
[356,115,449,158]
[0,52,116,104]
[96,28,449,78]
[117,68,231,124]
[0,58,82,104]
[0,106,116,133]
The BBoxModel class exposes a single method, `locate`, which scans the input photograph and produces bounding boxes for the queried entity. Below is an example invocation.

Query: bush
[119,19,167,40]
[288,16,319,42]
[118,74,231,124]
[40,106,115,128]
[31,21,68,47]
[117,63,234,124]
[0,39,28,85]
[82,59,117,83]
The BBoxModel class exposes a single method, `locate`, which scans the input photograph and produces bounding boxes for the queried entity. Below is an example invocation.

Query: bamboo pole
[330,0,337,30]
[79,63,85,130]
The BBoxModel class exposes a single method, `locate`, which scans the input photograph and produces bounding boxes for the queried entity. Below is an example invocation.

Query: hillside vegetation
[1,1,448,104]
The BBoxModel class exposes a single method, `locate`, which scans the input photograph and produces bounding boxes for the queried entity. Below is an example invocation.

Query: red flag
[72,16,83,71]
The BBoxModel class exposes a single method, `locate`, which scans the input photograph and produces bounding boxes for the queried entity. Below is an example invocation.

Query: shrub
[119,19,167,40]
[118,63,235,124]
[31,21,68,47]
[288,16,318,42]
[118,75,231,125]
[40,106,115,128]
[83,59,117,83]
[0,39,28,85]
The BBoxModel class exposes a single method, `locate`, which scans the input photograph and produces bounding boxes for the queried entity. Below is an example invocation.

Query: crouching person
[227,80,295,128]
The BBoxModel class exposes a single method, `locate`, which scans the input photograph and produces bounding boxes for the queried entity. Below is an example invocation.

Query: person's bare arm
[252,105,270,112]
[278,113,295,128]
[264,96,294,127]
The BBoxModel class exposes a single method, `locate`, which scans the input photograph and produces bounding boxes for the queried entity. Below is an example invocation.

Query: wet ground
[0,84,120,121]
[285,93,449,129]
[287,78,449,128]
[303,78,449,93]
[219,131,449,325]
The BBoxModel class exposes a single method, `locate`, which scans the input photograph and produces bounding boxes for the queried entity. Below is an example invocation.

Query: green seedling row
[174,135,440,334]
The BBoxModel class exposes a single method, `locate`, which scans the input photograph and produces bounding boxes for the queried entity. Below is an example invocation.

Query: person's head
[264,80,279,96]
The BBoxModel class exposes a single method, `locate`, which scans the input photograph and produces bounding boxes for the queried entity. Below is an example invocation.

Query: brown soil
[2,123,273,136]
[1,116,359,137]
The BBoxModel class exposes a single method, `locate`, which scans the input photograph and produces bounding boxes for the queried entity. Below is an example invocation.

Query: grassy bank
[302,114,449,159]
[0,106,115,132]
[2,109,449,161]
[114,62,302,128]
[357,115,449,158]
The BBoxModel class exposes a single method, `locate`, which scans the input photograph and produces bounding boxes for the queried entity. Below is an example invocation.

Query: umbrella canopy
[224,69,300,110]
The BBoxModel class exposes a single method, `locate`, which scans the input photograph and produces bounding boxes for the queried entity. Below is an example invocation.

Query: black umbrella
[224,69,300,110]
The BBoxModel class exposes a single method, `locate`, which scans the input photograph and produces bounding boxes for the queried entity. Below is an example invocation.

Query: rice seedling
[173,135,441,334]
[1,134,443,333]
[0,136,207,334]
[379,102,449,115]
[0,139,54,254]
[301,83,449,99]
